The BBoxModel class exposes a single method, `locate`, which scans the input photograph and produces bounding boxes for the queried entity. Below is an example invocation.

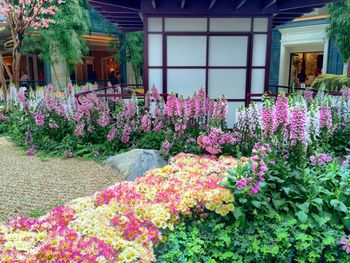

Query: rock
[104,149,167,181]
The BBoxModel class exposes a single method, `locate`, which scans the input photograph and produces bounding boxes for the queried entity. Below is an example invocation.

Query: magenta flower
[341,235,350,253]
[34,112,45,127]
[121,125,131,143]
[290,107,307,146]
[273,95,289,133]
[97,111,110,127]
[319,106,332,131]
[27,146,36,157]
[261,106,274,137]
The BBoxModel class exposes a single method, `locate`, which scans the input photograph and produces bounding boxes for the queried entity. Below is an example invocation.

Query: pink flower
[141,114,152,132]
[97,111,110,127]
[261,106,274,137]
[161,140,171,154]
[273,95,289,133]
[34,112,45,127]
[290,107,307,146]
[341,235,350,253]
[121,125,131,143]
[27,146,36,157]
[319,106,332,131]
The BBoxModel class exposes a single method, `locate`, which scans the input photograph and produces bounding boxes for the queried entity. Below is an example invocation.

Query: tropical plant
[328,0,350,62]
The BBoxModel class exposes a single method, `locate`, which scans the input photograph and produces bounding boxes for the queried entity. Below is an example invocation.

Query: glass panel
[227,102,245,129]
[252,34,267,67]
[167,36,207,66]
[148,69,162,93]
[208,69,246,99]
[148,34,163,67]
[251,69,265,94]
[209,36,248,66]
[253,18,268,32]
[167,69,206,98]
[165,18,207,32]
[148,17,162,32]
[210,18,251,32]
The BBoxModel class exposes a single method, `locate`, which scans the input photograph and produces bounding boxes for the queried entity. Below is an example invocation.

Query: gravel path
[0,137,120,223]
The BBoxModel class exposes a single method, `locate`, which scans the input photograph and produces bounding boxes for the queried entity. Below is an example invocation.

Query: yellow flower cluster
[0,153,239,262]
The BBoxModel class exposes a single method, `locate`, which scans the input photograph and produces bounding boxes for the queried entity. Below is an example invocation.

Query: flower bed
[0,154,239,262]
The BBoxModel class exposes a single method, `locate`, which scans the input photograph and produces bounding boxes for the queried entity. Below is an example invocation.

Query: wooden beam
[263,0,277,9]
[278,0,334,11]
[180,0,186,10]
[235,0,247,10]
[208,0,217,10]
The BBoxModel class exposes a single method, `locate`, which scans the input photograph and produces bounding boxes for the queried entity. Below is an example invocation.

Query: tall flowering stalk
[273,94,289,134]
[289,107,307,146]
[319,106,333,132]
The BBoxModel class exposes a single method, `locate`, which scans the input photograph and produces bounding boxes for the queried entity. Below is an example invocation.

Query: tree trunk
[347,59,350,77]
[12,49,21,89]
[0,54,7,102]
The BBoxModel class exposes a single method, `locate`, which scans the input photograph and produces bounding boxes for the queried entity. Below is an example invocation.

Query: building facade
[269,7,347,89]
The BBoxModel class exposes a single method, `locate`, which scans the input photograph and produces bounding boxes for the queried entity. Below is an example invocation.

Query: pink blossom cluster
[0,0,62,31]
[197,128,237,155]
[342,87,350,100]
[273,95,289,133]
[309,153,333,166]
[235,143,271,195]
[319,106,333,131]
[341,235,350,254]
[0,154,238,262]
[290,107,307,146]
[34,111,45,127]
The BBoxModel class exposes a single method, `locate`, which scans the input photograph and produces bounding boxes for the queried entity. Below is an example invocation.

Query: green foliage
[135,131,166,150]
[328,0,350,61]
[25,202,65,218]
[156,214,349,263]
[329,127,350,156]
[222,152,350,231]
[112,32,144,83]
[311,74,350,92]
[23,0,90,65]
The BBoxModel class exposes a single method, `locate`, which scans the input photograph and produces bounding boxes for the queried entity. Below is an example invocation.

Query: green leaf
[296,201,310,213]
[272,198,285,210]
[233,207,243,220]
[296,211,308,223]
[251,201,261,208]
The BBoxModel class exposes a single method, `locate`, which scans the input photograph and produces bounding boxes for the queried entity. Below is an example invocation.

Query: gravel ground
[0,137,121,223]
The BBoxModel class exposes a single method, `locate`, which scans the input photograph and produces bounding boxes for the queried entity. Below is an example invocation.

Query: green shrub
[311,74,350,92]
[156,214,348,263]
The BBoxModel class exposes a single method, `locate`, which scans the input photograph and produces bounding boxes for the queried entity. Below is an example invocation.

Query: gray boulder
[104,149,167,181]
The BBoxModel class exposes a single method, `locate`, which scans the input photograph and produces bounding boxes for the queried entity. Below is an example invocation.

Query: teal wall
[269,29,281,92]
[327,40,344,75]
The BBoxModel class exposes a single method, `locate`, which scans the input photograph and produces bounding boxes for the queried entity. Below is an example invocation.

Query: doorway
[289,52,324,87]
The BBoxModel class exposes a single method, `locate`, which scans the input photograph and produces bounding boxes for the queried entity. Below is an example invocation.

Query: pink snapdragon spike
[261,106,274,138]
[34,112,45,127]
[235,143,271,195]
[319,106,333,131]
[273,95,289,133]
[161,139,171,154]
[290,107,307,146]
[341,235,350,254]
